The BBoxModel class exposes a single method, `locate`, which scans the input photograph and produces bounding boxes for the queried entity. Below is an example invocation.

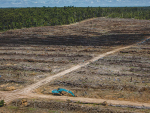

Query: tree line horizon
[0,6,150,31]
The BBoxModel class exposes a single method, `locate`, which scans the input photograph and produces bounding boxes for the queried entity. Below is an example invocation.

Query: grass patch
[28,107,36,111]
[7,106,18,109]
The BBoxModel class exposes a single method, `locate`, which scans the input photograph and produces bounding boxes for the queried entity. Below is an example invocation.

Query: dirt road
[62,17,97,27]
[26,93,150,108]
[0,35,150,108]
[19,45,132,94]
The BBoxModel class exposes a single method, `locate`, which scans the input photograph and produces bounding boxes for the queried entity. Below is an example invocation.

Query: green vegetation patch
[0,7,150,31]
[0,100,5,107]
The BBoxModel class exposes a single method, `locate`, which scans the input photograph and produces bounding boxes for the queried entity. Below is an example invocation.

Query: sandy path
[62,17,97,27]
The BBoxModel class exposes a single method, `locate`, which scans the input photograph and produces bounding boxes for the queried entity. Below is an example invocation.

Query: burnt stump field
[0,17,150,113]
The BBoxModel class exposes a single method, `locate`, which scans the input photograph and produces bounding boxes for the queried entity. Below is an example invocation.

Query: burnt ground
[0,17,150,112]
[0,17,150,47]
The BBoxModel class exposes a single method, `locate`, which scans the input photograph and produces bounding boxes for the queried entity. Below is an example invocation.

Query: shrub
[0,100,4,107]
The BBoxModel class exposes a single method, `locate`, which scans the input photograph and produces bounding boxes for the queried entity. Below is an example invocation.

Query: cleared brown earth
[37,39,150,103]
[0,45,116,91]
[0,17,150,112]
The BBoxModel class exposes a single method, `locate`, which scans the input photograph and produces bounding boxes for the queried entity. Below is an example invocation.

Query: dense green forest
[0,6,150,31]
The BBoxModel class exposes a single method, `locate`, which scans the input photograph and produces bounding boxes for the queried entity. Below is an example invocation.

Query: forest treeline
[0,6,150,31]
